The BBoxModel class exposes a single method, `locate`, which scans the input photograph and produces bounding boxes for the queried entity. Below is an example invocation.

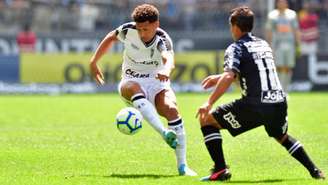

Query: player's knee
[275,133,288,144]
[120,81,143,100]
[199,114,219,128]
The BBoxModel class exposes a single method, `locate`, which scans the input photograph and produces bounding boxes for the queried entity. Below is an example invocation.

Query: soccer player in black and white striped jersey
[196,6,325,181]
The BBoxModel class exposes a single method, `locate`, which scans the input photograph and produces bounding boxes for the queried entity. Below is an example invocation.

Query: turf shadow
[225,178,307,184]
[67,173,177,179]
[109,173,177,179]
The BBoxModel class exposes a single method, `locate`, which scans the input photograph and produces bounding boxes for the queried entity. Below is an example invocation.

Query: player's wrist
[159,68,171,76]
[206,101,214,108]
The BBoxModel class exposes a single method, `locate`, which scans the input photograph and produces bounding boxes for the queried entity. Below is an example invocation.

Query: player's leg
[276,134,325,179]
[199,100,262,181]
[264,102,325,180]
[120,80,166,137]
[198,113,231,181]
[155,89,197,176]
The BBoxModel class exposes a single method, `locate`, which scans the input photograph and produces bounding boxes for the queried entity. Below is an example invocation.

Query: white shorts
[118,78,171,105]
[273,43,296,68]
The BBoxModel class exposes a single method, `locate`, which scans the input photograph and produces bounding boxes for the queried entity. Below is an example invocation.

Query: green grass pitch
[0,93,327,185]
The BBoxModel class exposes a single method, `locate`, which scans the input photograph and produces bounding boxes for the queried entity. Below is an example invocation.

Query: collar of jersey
[238,32,252,41]
[143,35,156,48]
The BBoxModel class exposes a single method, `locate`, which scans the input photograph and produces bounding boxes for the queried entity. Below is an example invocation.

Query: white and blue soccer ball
[115,107,143,135]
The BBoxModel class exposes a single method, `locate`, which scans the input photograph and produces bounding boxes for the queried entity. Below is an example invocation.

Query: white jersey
[115,22,174,79]
[266,9,298,48]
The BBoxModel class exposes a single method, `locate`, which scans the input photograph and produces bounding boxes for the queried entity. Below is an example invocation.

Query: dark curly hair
[131,4,159,23]
[230,6,254,32]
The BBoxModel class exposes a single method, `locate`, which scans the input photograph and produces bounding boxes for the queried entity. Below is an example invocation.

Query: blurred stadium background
[0,0,327,93]
[1,2,327,184]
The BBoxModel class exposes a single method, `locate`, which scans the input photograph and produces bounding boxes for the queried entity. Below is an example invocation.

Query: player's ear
[155,20,159,28]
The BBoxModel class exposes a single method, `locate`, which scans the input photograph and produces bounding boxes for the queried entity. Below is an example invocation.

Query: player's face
[277,0,288,10]
[136,21,159,43]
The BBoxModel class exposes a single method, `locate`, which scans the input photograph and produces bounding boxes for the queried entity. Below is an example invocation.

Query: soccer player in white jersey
[89,4,196,176]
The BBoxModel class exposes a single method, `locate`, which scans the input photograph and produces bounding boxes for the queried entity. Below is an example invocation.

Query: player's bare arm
[201,74,222,89]
[196,71,235,119]
[90,30,118,85]
[156,50,174,82]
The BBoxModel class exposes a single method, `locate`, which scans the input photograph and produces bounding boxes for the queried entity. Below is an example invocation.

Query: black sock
[201,125,226,171]
[281,135,317,173]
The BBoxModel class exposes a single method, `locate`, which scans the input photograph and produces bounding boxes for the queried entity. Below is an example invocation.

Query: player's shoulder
[118,22,136,30]
[247,34,267,44]
[228,36,248,52]
[156,27,171,39]
[115,22,137,41]
[156,27,173,50]
[225,42,243,57]
[227,41,242,51]
[242,34,270,48]
[227,34,269,54]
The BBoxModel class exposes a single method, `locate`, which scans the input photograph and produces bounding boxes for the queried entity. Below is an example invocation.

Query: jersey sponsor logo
[261,90,285,103]
[138,60,159,66]
[127,55,160,66]
[125,69,150,78]
[223,112,241,129]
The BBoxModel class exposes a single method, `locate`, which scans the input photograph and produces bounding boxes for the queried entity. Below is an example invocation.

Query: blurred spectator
[266,0,301,92]
[1,0,328,39]
[59,0,80,31]
[161,0,180,30]
[33,3,53,33]
[79,0,99,32]
[180,0,196,31]
[16,23,37,53]
[298,2,319,56]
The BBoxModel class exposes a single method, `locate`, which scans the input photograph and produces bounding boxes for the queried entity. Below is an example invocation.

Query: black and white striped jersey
[224,33,286,104]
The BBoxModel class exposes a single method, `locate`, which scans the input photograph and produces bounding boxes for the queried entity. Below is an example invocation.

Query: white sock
[131,94,165,136]
[168,118,187,167]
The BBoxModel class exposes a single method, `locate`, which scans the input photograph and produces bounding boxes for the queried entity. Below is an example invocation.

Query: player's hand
[156,70,170,82]
[196,102,212,120]
[90,62,105,85]
[201,75,221,89]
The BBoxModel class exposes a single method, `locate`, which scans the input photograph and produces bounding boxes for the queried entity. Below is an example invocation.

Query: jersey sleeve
[115,22,135,42]
[156,30,174,54]
[223,43,242,74]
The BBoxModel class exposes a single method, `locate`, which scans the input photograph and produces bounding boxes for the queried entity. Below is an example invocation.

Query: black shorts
[212,99,288,138]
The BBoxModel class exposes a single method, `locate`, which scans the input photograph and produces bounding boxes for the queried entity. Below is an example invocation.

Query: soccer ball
[115,107,143,135]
